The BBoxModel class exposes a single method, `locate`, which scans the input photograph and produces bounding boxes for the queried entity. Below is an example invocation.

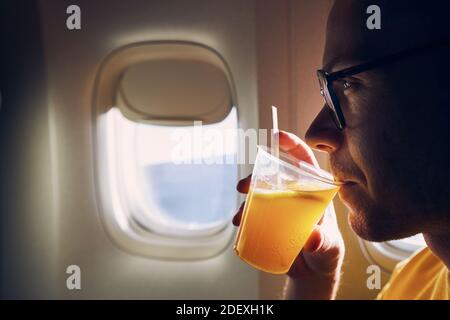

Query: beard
[341,185,421,242]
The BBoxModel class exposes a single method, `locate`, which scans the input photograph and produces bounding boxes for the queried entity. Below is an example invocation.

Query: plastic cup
[234,145,340,274]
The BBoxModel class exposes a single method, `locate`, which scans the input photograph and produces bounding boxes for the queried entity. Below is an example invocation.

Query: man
[233,0,450,299]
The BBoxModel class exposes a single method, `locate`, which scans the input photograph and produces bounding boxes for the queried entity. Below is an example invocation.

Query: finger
[232,202,245,226]
[301,226,343,275]
[236,174,252,194]
[307,225,335,254]
[288,226,345,278]
[287,227,324,278]
[278,130,319,167]
[303,226,324,253]
[303,225,342,273]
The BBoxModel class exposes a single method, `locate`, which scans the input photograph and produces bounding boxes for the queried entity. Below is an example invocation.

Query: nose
[305,105,342,153]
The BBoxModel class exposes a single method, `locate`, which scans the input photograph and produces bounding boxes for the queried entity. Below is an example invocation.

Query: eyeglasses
[317,37,450,130]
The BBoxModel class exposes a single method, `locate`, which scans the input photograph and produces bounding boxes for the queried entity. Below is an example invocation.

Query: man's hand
[233,130,345,300]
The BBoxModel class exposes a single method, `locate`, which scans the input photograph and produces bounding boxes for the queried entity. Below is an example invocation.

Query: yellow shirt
[377,247,449,300]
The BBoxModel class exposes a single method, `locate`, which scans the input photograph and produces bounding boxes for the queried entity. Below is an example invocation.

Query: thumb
[304,225,338,255]
[302,225,342,275]
[303,226,324,253]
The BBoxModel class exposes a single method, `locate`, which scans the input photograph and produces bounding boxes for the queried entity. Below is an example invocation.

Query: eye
[343,81,352,89]
[336,79,352,90]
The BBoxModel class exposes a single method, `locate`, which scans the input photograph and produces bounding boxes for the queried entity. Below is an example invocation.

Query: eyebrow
[322,57,340,73]
[323,56,363,73]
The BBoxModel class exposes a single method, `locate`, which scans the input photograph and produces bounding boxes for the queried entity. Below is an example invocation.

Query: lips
[330,168,358,186]
[336,180,357,194]
[332,175,358,186]
[340,181,357,188]
[332,174,358,197]
[338,181,358,204]
[329,164,361,203]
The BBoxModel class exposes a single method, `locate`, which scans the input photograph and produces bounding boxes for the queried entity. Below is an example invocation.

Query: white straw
[271,106,279,158]
[271,106,281,187]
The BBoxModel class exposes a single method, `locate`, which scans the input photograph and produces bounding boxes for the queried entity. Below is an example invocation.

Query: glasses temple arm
[328,37,450,80]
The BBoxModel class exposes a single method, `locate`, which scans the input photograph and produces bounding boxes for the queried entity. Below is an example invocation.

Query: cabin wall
[0,0,392,300]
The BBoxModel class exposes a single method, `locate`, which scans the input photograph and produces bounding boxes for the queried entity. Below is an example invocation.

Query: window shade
[115,43,234,125]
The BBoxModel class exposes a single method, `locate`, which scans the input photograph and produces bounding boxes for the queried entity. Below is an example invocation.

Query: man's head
[306,0,450,241]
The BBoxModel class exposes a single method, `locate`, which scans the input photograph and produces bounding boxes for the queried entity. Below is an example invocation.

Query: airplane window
[104,106,238,238]
[384,234,426,254]
[360,234,427,273]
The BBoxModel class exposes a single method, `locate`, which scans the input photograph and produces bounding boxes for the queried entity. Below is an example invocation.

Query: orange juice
[234,183,339,274]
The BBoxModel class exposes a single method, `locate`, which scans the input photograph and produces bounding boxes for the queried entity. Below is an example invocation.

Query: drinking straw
[271,106,279,157]
[271,106,281,187]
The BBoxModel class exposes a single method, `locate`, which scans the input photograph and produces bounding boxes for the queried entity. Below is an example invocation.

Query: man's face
[306,0,450,241]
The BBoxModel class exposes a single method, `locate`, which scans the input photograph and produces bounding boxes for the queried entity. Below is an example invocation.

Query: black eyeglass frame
[317,37,450,130]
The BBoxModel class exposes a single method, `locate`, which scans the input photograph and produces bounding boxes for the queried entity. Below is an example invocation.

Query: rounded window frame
[359,234,426,274]
[92,41,239,259]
